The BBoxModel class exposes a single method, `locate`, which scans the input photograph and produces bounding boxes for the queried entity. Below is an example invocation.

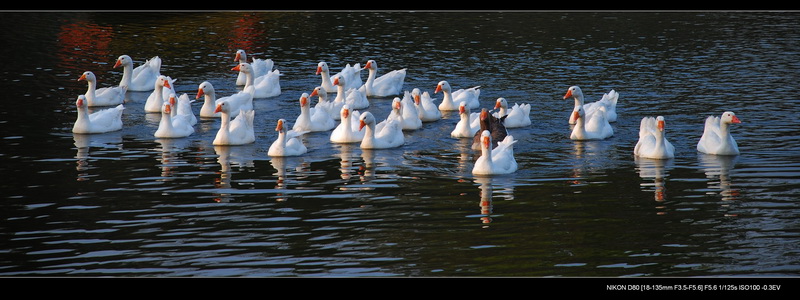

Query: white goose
[634,116,675,159]
[78,71,126,107]
[493,97,531,128]
[330,105,364,144]
[412,88,442,122]
[399,94,423,130]
[72,95,124,134]
[359,111,405,149]
[233,62,281,98]
[234,49,273,86]
[310,86,342,120]
[697,111,741,155]
[196,80,252,119]
[570,105,614,140]
[333,75,369,110]
[451,102,481,138]
[196,81,219,118]
[472,130,518,175]
[564,86,619,124]
[268,119,308,157]
[114,55,161,92]
[435,81,480,111]
[212,101,256,146]
[293,92,335,132]
[145,75,176,113]
[167,93,197,126]
[359,59,406,97]
[317,61,362,93]
[154,102,194,138]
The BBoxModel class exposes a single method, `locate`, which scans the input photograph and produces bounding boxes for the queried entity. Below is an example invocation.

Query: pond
[0,11,798,280]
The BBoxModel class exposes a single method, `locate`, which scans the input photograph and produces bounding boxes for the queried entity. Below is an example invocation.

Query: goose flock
[72,50,743,176]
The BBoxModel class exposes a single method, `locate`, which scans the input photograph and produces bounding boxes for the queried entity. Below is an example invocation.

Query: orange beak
[459,105,465,114]
[563,89,573,99]
[394,101,401,110]
[480,109,488,120]
[76,97,84,107]
[731,115,741,124]
[300,96,308,107]
[482,135,490,148]
[169,96,176,106]
[359,120,366,131]
[414,94,420,104]
[77,73,87,81]
[231,64,241,71]
[113,58,122,68]
[494,100,502,109]
[434,84,441,94]
[342,108,349,119]
[316,66,322,75]
[572,111,580,121]
[234,52,241,62]
[214,104,222,113]
[275,119,283,131]
[310,89,318,97]
[196,88,204,99]
[164,104,172,114]
[333,77,339,86]
[363,61,372,70]
[657,119,665,131]
[163,79,171,89]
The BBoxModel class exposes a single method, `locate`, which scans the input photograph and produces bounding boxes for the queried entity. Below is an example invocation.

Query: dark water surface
[1,11,799,278]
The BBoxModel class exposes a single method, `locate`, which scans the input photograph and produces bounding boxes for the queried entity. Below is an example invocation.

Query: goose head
[341,105,351,120]
[299,93,310,108]
[333,74,346,87]
[721,111,741,124]
[114,55,133,68]
[234,49,247,63]
[275,118,288,133]
[359,111,376,131]
[494,97,508,110]
[311,86,327,100]
[363,59,377,72]
[77,71,97,83]
[435,81,451,94]
[231,62,252,74]
[411,88,422,105]
[196,81,214,99]
[316,61,330,75]
[563,85,584,101]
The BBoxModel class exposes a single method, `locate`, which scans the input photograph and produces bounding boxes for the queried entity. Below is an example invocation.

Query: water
[1,11,799,278]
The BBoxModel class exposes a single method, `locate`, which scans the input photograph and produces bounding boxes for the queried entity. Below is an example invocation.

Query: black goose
[472,108,508,150]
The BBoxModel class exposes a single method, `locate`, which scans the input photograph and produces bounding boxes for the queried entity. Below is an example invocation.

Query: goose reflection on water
[268,155,310,202]
[567,140,614,186]
[155,137,192,180]
[72,131,123,181]
[212,144,256,203]
[473,175,515,226]
[698,153,740,204]
[635,157,674,215]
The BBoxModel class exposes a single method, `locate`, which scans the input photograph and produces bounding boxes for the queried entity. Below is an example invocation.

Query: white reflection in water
[698,153,740,203]
[213,144,256,202]
[155,138,192,180]
[568,140,613,185]
[473,175,515,225]
[335,143,360,181]
[455,137,476,174]
[72,132,123,181]
[475,176,493,224]
[359,149,377,180]
[635,157,674,212]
